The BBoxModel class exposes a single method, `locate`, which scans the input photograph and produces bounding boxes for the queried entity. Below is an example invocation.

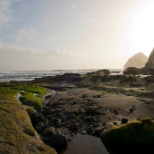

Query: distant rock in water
[145,48,154,68]
[123,67,141,75]
[124,52,148,69]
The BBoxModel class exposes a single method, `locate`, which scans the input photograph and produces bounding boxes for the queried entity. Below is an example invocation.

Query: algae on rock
[0,84,57,154]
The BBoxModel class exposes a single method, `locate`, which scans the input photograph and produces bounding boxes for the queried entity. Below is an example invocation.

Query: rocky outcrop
[123,67,141,75]
[145,48,154,69]
[0,101,57,154]
[124,52,148,69]
[143,48,154,74]
[27,108,68,152]
[87,69,110,76]
[100,118,154,153]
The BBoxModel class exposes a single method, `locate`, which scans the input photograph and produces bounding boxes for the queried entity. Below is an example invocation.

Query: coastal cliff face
[144,48,154,69]
[0,92,57,154]
[124,52,148,69]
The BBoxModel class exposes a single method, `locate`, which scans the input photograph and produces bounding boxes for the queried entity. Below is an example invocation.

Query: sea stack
[124,52,148,69]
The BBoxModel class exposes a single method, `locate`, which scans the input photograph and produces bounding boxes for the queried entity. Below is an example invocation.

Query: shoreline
[1,70,154,153]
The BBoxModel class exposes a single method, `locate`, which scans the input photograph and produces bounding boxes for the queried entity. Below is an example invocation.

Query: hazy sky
[0,0,154,71]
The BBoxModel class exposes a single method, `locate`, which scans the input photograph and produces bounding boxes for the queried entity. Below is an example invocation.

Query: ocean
[0,69,122,82]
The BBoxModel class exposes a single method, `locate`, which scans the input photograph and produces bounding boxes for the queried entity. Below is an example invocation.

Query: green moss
[19,91,43,111]
[0,83,48,111]
[102,118,154,148]
[0,83,57,154]
[0,87,17,99]
[13,84,47,96]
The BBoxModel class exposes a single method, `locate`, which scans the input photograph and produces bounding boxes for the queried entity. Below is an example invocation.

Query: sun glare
[127,1,154,57]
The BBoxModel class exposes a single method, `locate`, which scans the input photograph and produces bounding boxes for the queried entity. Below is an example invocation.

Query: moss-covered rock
[0,102,57,154]
[100,118,154,153]
[0,84,57,154]
[0,83,48,111]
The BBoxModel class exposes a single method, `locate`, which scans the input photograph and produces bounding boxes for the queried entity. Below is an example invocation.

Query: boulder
[42,134,67,152]
[26,108,48,126]
[42,127,57,136]
[121,118,128,124]
[95,69,110,76]
[100,118,154,153]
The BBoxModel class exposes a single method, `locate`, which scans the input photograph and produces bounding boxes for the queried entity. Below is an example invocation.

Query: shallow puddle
[16,92,22,104]
[60,134,109,154]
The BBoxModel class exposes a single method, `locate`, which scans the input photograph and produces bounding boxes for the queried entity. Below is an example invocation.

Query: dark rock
[109,108,118,115]
[144,48,154,70]
[100,118,154,153]
[88,69,110,76]
[85,107,100,115]
[35,122,45,132]
[45,95,52,99]
[121,118,128,124]
[84,116,98,122]
[53,112,63,118]
[123,67,141,75]
[92,95,102,98]
[96,69,110,75]
[42,134,67,152]
[55,119,62,127]
[66,114,76,120]
[140,48,154,75]
[113,122,118,125]
[27,108,47,125]
[42,106,52,115]
[42,127,56,136]
[86,127,95,135]
[94,127,104,137]
[68,123,78,131]
[81,94,88,99]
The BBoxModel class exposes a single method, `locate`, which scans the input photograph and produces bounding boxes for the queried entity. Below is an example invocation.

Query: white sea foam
[0,69,122,82]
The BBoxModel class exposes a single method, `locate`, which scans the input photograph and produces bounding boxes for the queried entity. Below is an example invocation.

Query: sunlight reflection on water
[60,134,109,154]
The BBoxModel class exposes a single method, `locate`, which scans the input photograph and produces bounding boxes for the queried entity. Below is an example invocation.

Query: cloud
[71,3,77,9]
[45,35,59,41]
[15,28,38,43]
[0,42,77,57]
[14,28,59,45]
[76,12,95,22]
[0,42,46,55]
[0,0,12,27]
[51,48,78,57]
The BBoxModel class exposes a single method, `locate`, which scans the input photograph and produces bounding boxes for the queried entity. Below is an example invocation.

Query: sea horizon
[0,68,123,82]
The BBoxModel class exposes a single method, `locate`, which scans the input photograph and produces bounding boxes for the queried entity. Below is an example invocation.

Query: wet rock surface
[0,103,57,154]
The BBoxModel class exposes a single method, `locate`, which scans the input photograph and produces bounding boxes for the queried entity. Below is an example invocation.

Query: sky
[0,0,154,71]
